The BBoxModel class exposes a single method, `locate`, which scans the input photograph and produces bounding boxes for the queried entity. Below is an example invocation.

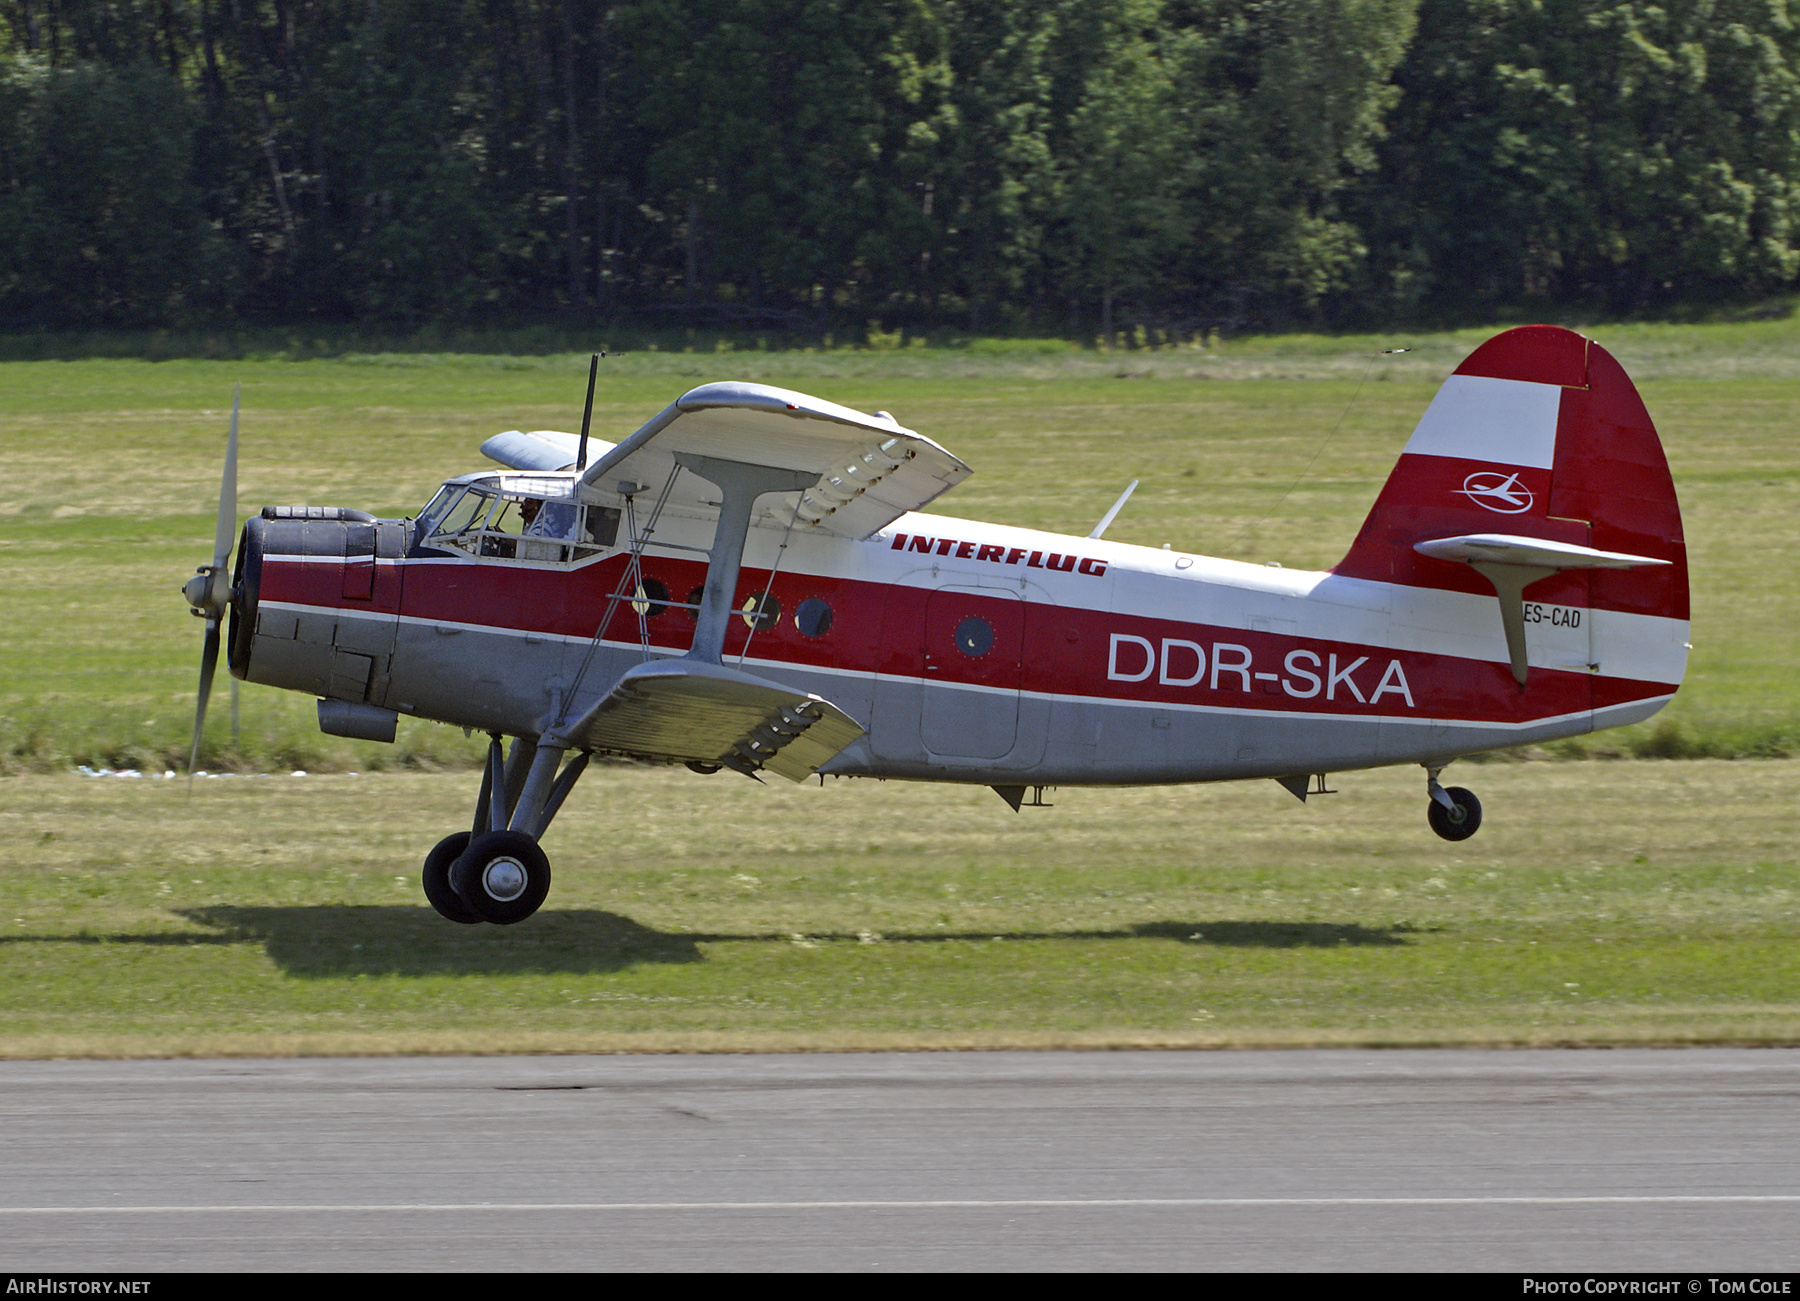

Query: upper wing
[577,381,970,539]
[480,429,618,472]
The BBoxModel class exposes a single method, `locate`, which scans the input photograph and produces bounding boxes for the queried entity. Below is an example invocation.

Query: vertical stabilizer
[1336,325,1687,717]
[1336,325,1687,625]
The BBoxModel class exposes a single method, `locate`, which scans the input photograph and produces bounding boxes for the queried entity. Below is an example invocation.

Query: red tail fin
[1335,325,1688,624]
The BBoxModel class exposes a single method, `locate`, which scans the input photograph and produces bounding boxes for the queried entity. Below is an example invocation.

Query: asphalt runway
[1,1048,1796,1272]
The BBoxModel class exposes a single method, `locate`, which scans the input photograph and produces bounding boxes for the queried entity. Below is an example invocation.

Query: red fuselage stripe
[259,551,1671,727]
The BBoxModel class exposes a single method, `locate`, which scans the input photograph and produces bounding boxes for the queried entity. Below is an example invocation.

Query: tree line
[2,0,1798,336]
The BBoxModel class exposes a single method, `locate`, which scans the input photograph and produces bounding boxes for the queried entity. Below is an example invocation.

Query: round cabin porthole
[739,593,780,632]
[953,616,994,657]
[683,585,705,622]
[795,597,834,639]
[632,577,670,617]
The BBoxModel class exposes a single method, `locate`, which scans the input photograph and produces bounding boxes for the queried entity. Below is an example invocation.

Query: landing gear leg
[423,734,591,925]
[1424,765,1483,842]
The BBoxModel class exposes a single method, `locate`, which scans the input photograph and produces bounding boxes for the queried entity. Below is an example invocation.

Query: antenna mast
[575,352,602,471]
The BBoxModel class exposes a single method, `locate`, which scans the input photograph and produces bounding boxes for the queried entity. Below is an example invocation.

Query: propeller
[181,385,240,778]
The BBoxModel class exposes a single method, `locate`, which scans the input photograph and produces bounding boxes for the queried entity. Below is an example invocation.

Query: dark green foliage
[1170,0,1419,324]
[1,1,1798,332]
[623,0,953,320]
[1364,0,1800,318]
[0,57,239,325]
[304,4,517,321]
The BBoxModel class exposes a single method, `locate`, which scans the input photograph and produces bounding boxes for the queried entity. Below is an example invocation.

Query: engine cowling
[228,509,406,703]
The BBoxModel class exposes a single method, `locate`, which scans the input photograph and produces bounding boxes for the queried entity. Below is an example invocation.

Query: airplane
[181,324,1688,925]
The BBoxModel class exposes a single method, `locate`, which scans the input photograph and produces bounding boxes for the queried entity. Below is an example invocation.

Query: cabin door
[920,585,1024,760]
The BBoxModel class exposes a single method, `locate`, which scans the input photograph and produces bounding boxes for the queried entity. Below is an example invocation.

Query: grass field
[3,759,1795,1056]
[0,318,1794,1055]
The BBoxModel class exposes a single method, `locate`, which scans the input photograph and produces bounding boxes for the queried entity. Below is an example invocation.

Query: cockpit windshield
[415,485,460,533]
[432,488,494,538]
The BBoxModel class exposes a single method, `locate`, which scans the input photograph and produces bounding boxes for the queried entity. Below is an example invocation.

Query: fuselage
[234,477,1685,788]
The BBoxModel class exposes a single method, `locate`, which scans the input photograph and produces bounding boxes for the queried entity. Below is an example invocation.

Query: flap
[1414,533,1670,570]
[573,659,865,782]
[577,381,970,539]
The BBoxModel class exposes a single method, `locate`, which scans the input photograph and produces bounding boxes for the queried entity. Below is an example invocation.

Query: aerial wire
[1222,347,1411,557]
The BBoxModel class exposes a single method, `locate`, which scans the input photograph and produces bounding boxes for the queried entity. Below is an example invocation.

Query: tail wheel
[422,832,482,924]
[1428,786,1483,841]
[450,829,552,925]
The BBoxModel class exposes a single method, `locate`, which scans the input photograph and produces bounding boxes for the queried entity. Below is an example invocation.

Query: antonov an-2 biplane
[181,325,1687,924]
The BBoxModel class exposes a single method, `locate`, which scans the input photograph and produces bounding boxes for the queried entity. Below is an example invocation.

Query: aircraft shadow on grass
[0,912,1415,978]
[118,908,1408,978]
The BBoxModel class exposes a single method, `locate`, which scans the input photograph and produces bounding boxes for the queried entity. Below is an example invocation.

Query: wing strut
[528,452,861,784]
[673,453,817,664]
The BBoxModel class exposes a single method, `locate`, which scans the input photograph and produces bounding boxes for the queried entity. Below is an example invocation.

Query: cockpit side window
[420,485,615,565]
[528,500,580,539]
[488,498,526,536]
[587,506,621,548]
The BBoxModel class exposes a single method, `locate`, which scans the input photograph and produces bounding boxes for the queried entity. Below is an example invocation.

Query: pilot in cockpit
[513,496,583,561]
[520,496,579,540]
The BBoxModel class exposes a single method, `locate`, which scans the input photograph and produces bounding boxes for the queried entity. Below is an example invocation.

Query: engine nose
[181,557,235,621]
[181,570,212,612]
[228,507,404,682]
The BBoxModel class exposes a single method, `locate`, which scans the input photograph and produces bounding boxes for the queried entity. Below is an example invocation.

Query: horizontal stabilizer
[1414,534,1670,571]
[577,381,970,539]
[1415,534,1667,688]
[574,660,865,782]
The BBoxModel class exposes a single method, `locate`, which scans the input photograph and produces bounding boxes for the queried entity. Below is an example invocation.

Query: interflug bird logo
[1459,470,1535,514]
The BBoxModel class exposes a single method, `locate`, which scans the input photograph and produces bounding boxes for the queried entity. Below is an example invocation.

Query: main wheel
[422,832,482,924]
[450,829,552,925]
[1427,786,1483,841]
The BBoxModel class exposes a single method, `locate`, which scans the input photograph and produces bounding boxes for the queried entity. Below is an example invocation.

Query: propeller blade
[188,616,221,781]
[187,392,238,782]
